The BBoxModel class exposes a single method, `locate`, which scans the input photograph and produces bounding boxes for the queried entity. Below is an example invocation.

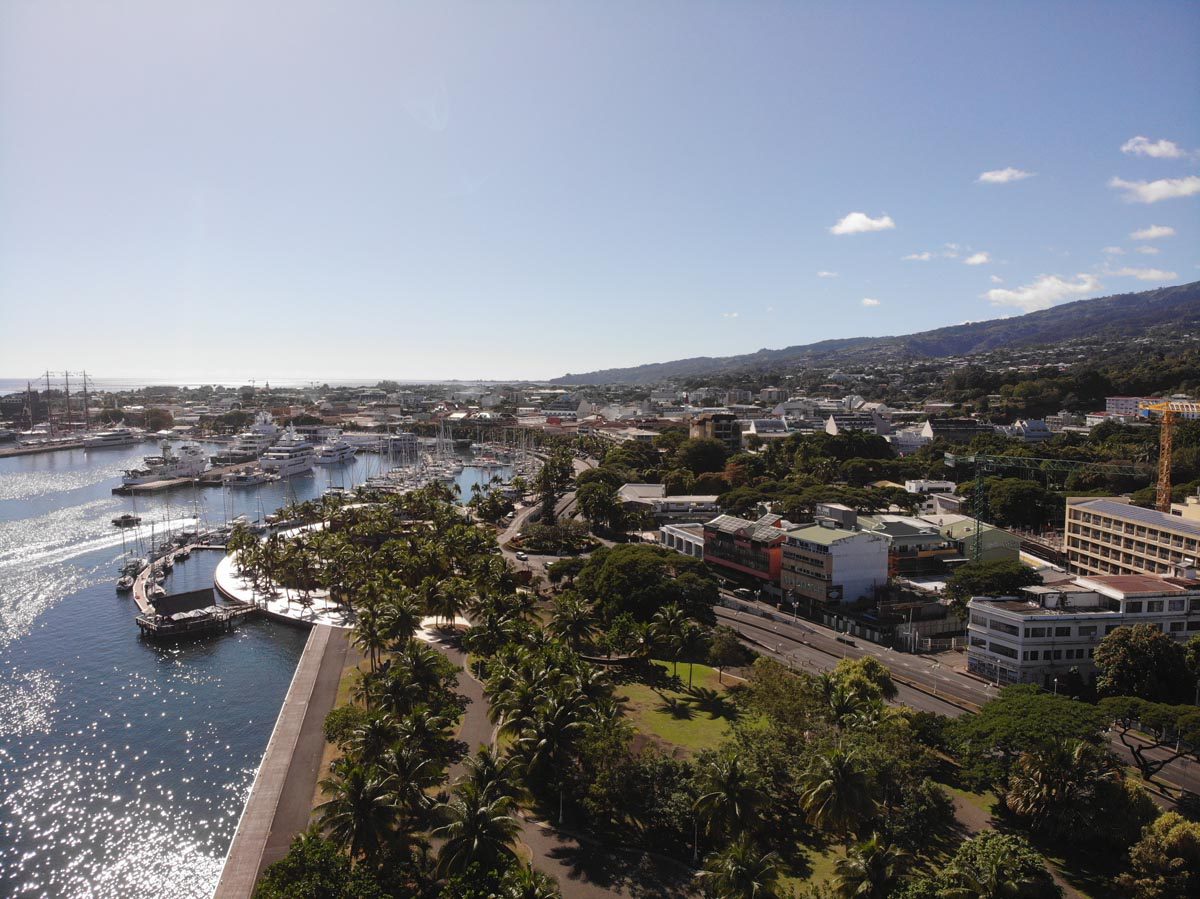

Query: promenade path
[419,623,699,898]
[213,624,350,898]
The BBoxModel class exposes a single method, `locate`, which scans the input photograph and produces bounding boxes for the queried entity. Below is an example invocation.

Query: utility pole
[81,371,90,430]
[64,370,71,431]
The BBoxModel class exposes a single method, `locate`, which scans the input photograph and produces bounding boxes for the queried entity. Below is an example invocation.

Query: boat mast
[44,370,54,438]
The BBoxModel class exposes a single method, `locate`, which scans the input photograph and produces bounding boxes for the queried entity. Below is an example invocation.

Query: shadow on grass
[657,695,696,720]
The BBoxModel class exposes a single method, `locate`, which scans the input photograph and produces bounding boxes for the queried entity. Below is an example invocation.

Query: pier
[0,440,85,458]
[111,462,262,495]
[131,544,257,638]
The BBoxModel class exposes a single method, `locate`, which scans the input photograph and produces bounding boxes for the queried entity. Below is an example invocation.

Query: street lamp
[1053,677,1059,696]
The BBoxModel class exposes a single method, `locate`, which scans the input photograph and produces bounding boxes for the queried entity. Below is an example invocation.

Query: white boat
[121,442,208,486]
[210,412,281,464]
[84,427,141,448]
[259,426,315,477]
[222,467,276,487]
[314,431,358,465]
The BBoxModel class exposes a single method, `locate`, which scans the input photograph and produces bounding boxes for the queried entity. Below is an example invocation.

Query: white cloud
[721,312,739,319]
[1109,175,1200,203]
[985,273,1101,312]
[1131,224,1175,240]
[1112,267,1178,282]
[903,252,933,261]
[830,212,896,235]
[861,298,881,307]
[816,270,839,278]
[1120,136,1185,159]
[1102,246,1125,255]
[990,275,1003,284]
[977,167,1035,184]
[1135,246,1160,255]
[964,252,990,266]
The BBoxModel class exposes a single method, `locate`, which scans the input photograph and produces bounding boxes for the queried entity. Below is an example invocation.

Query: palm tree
[681,620,704,689]
[651,602,688,676]
[378,591,422,648]
[798,746,876,842]
[1004,739,1118,838]
[694,755,766,840]
[700,836,781,899]
[352,606,387,674]
[501,864,561,899]
[462,747,520,804]
[316,761,398,862]
[433,782,521,876]
[380,743,441,826]
[548,594,595,651]
[515,693,587,823]
[346,713,399,767]
[833,834,908,899]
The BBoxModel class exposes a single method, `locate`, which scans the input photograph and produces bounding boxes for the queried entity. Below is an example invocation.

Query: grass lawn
[617,659,739,755]
[778,844,845,894]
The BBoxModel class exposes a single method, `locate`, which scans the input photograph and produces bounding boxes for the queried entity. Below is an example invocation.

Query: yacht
[259,426,316,477]
[121,442,208,486]
[222,467,277,487]
[85,427,141,448]
[314,431,358,465]
[210,412,281,465]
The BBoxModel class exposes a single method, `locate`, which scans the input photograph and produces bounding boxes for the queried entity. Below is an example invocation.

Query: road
[715,593,1200,797]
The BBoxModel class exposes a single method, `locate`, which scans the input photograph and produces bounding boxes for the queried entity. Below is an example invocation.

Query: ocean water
[0,442,507,898]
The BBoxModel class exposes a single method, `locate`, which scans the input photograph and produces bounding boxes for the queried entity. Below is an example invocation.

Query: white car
[515,551,528,561]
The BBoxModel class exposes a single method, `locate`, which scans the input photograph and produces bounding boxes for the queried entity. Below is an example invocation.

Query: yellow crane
[1140,400,1200,512]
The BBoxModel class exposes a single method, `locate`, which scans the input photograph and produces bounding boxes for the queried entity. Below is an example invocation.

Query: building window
[989,642,1018,659]
[1169,621,1185,632]
[1025,627,1046,638]
[1077,625,1097,636]
[1126,602,1142,614]
[1052,650,1063,660]
[1147,601,1164,613]
[1168,599,1185,612]
[989,620,1019,636]
[1054,626,1071,637]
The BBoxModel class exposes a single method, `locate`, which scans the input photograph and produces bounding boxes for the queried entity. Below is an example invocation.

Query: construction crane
[1139,401,1200,513]
[943,452,1152,561]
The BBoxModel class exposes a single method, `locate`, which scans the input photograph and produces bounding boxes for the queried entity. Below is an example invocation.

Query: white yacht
[121,442,208,486]
[259,426,315,477]
[210,412,281,465]
[222,467,277,487]
[314,431,358,465]
[84,427,141,448]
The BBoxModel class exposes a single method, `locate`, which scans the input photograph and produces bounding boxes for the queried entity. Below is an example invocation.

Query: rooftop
[1071,497,1200,539]
[1079,574,1200,597]
[785,523,870,546]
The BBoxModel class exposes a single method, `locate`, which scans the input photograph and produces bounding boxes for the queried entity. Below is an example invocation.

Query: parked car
[515,551,528,561]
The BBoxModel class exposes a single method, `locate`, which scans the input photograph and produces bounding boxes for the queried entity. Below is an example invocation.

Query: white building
[781,519,889,604]
[886,427,932,455]
[905,479,957,495]
[659,523,705,559]
[618,483,720,522]
[966,574,1200,687]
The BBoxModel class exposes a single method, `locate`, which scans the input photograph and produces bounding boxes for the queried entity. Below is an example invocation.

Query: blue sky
[2,1,1198,382]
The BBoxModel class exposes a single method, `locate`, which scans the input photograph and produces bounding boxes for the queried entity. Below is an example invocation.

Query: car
[515,551,528,561]
[733,588,753,598]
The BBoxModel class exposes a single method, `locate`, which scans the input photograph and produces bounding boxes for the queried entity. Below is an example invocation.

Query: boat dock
[112,462,262,495]
[0,440,85,458]
[132,546,257,639]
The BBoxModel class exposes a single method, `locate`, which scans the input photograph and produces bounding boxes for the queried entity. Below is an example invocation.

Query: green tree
[1117,812,1200,899]
[700,836,781,899]
[315,763,398,863]
[833,834,908,899]
[1094,624,1193,702]
[709,626,752,684]
[1002,739,1119,841]
[798,746,876,842]
[944,560,1041,606]
[940,832,1061,899]
[675,437,730,475]
[694,755,766,840]
[433,782,521,877]
[254,829,387,899]
[950,684,1106,787]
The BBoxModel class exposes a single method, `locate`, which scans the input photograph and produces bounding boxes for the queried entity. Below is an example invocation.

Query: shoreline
[212,623,350,898]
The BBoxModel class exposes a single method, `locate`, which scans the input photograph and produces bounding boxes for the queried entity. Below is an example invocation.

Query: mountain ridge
[551,281,1200,385]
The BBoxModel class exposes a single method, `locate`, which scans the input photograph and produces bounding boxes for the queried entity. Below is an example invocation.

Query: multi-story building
[659,523,705,559]
[617,483,720,523]
[689,411,742,453]
[859,514,963,576]
[1106,396,1158,417]
[781,520,889,604]
[966,574,1200,687]
[1065,497,1200,577]
[825,412,891,436]
[702,513,790,584]
[920,418,997,444]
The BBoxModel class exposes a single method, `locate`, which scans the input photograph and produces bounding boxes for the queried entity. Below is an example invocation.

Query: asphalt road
[715,594,1200,797]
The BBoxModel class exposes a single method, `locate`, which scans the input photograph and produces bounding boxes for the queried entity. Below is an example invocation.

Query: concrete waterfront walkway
[213,623,350,898]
